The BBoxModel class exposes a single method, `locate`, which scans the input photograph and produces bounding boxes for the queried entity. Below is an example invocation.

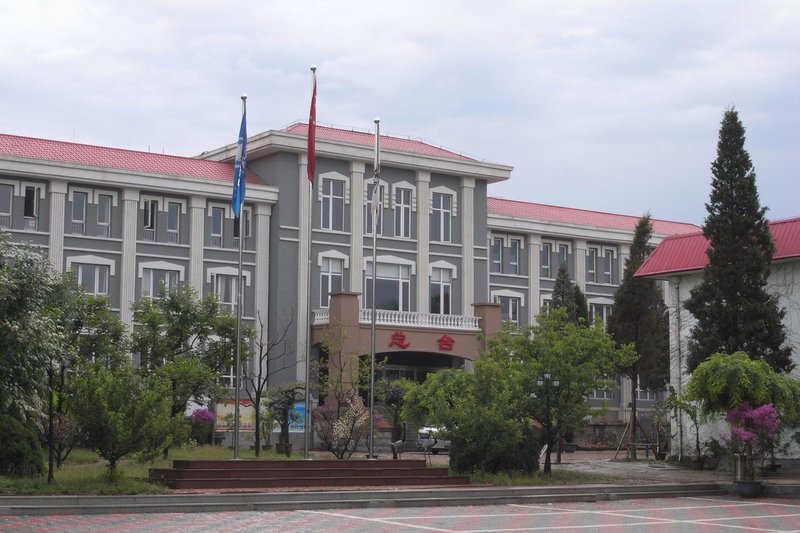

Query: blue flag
[231,101,247,218]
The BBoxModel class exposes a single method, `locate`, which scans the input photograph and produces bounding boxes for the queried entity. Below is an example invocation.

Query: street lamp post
[536,373,559,475]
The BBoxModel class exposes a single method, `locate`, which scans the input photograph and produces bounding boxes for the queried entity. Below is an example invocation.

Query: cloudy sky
[1,1,797,225]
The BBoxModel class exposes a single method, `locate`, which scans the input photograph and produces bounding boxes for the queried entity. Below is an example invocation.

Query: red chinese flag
[307,72,317,183]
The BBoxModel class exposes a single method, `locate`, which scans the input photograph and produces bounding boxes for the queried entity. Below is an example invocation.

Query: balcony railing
[312,308,480,331]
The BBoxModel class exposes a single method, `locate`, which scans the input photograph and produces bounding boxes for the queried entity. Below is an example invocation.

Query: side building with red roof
[636,218,800,457]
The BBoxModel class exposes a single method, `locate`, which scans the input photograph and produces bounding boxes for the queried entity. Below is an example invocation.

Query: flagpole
[304,66,317,460]
[368,117,380,460]
[233,93,247,460]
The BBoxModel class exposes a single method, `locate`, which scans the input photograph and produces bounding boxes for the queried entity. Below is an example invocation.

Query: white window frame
[141,197,158,240]
[205,265,252,309]
[139,260,185,299]
[430,266,452,315]
[96,193,113,237]
[209,204,226,247]
[75,264,110,296]
[166,201,182,243]
[320,257,344,308]
[233,206,252,240]
[430,187,456,243]
[540,242,552,278]
[318,172,350,232]
[363,255,416,312]
[588,298,614,328]
[66,255,116,297]
[212,273,237,313]
[392,182,415,238]
[636,376,657,401]
[490,236,503,273]
[70,189,88,235]
[491,289,525,325]
[0,181,13,228]
[509,238,521,275]
[22,183,44,229]
[318,250,349,308]
[602,248,616,284]
[364,179,388,236]
[587,246,599,283]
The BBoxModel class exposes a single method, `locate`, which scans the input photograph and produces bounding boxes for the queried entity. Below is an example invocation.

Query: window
[167,201,181,243]
[540,243,552,278]
[321,177,345,231]
[320,257,344,308]
[589,302,613,327]
[430,267,451,315]
[365,182,384,236]
[602,249,613,284]
[233,207,251,239]
[75,264,109,296]
[586,247,598,283]
[558,243,569,268]
[498,296,520,324]
[394,187,412,238]
[213,274,237,313]
[211,206,225,247]
[220,365,236,388]
[24,185,39,229]
[636,377,657,401]
[143,199,157,240]
[490,237,503,273]
[142,268,179,298]
[97,194,112,237]
[431,192,452,242]
[590,388,613,400]
[364,262,411,311]
[71,191,87,235]
[0,183,12,228]
[509,239,521,275]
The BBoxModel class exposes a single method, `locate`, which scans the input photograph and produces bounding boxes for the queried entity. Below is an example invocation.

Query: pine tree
[573,285,588,324]
[684,108,792,373]
[607,215,670,459]
[551,262,578,323]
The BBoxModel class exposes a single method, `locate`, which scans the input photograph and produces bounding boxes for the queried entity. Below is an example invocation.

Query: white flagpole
[368,117,380,460]
[233,93,247,460]
[304,66,317,460]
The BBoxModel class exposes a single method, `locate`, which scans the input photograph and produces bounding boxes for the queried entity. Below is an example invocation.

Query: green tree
[607,214,669,459]
[404,310,635,475]
[551,262,578,323]
[0,235,66,419]
[71,364,178,479]
[131,285,244,455]
[573,285,588,324]
[684,109,792,373]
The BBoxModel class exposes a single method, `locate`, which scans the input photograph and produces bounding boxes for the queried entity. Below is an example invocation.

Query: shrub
[0,414,44,477]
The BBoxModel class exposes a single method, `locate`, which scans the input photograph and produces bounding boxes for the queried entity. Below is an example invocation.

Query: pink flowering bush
[722,403,780,480]
[314,396,371,460]
[188,408,216,445]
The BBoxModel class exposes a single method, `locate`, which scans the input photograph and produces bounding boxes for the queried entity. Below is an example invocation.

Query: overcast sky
[1,1,797,225]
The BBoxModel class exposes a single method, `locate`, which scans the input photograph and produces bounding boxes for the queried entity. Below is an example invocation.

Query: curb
[0,482,728,516]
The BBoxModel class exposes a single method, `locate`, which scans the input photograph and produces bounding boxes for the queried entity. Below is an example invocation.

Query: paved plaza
[2,496,800,532]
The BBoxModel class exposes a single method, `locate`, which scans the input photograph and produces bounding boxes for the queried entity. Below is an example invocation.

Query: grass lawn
[0,445,304,495]
[0,446,620,495]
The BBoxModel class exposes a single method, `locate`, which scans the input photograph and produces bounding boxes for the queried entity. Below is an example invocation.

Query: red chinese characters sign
[388,331,410,349]
[386,331,456,351]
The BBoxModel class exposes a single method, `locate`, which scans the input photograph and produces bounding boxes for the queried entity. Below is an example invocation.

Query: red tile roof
[635,216,800,278]
[283,122,477,162]
[488,197,700,236]
[0,133,263,185]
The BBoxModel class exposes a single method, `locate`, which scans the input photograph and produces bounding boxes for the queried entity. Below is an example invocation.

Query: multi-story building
[1,124,699,444]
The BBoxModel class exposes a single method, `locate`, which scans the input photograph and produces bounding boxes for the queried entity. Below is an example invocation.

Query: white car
[416,427,450,454]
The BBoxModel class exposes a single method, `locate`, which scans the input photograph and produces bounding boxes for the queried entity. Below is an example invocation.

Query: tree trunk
[253,402,261,456]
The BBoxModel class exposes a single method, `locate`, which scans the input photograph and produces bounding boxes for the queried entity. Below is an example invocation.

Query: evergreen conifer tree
[607,215,670,459]
[684,109,792,373]
[551,262,578,323]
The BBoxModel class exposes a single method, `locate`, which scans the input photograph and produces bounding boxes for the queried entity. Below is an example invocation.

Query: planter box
[736,480,764,498]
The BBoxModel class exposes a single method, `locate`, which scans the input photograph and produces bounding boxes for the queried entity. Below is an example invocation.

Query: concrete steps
[0,483,728,516]
[149,459,468,490]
